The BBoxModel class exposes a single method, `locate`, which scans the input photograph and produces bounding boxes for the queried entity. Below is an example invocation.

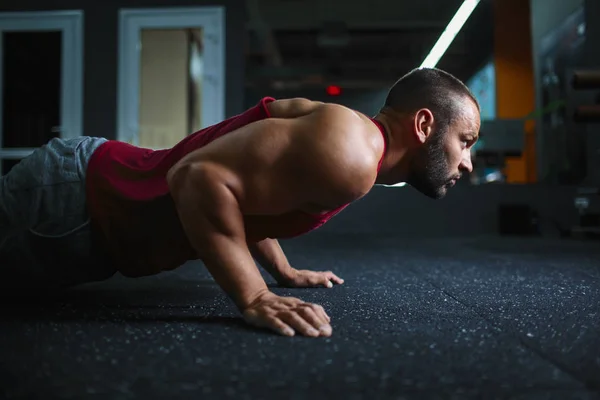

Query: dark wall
[0,0,245,140]
[582,0,600,186]
[307,184,579,238]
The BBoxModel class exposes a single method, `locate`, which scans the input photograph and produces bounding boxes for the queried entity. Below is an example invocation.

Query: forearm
[200,236,269,310]
[248,238,294,282]
[168,165,269,311]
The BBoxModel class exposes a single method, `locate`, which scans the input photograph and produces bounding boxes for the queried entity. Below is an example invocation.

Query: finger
[299,272,329,288]
[305,273,325,287]
[279,312,321,337]
[298,303,329,326]
[244,310,282,332]
[266,316,295,337]
[307,272,333,288]
[307,303,331,323]
[242,309,261,326]
[297,306,331,336]
[327,272,344,285]
[273,296,304,310]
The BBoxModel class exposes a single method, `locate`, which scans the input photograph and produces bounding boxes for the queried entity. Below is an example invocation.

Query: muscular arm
[167,162,269,310]
[167,104,378,312]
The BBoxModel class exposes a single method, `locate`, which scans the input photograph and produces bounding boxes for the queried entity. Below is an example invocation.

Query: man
[0,67,480,338]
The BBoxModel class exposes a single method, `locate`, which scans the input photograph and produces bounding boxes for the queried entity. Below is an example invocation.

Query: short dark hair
[382,67,480,133]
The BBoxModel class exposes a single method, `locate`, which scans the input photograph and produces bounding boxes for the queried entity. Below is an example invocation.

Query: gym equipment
[471,119,524,184]
[568,69,600,238]
[572,70,600,123]
[572,70,600,89]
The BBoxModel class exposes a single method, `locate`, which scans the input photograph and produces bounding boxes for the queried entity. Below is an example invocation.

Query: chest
[243,207,346,241]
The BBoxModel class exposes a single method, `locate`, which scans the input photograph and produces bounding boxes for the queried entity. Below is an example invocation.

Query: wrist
[274,264,297,283]
[239,287,273,312]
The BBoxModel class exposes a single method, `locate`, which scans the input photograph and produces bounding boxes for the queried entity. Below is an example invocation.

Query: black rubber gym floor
[1,233,599,400]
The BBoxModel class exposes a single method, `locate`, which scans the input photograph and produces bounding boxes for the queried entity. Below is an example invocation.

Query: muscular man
[0,67,480,338]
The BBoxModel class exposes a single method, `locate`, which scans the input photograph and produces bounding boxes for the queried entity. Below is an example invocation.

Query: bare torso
[167,98,386,217]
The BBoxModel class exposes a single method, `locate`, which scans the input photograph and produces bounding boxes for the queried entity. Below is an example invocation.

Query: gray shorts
[0,136,116,289]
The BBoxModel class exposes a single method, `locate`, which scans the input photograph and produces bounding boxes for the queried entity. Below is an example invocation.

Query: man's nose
[460,152,473,173]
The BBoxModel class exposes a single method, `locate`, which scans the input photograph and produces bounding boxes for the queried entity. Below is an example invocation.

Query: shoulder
[290,104,383,205]
[305,103,382,168]
[266,97,361,127]
[266,97,324,118]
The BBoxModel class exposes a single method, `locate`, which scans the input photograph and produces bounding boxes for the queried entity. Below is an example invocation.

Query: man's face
[407,100,480,199]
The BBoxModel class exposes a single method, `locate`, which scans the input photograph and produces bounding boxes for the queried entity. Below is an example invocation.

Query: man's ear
[413,108,434,144]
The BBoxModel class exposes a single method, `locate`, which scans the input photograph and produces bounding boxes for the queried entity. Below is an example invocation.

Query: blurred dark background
[0,0,599,239]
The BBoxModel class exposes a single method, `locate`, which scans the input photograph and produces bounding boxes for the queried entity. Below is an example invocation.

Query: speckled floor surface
[1,234,599,400]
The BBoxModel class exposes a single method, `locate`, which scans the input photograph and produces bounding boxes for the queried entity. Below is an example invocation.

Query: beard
[406,127,455,199]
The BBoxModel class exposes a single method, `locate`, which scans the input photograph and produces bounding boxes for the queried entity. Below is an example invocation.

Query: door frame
[0,10,84,173]
[117,7,225,145]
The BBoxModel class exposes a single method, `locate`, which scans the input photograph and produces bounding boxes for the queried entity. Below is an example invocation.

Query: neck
[372,112,412,185]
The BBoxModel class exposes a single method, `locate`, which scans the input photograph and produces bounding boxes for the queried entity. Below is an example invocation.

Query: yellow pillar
[493,0,537,183]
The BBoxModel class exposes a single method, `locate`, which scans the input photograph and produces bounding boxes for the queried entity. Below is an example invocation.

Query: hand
[242,291,332,337]
[281,268,344,288]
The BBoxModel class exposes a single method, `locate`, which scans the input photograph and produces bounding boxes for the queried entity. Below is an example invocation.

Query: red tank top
[86,97,388,277]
